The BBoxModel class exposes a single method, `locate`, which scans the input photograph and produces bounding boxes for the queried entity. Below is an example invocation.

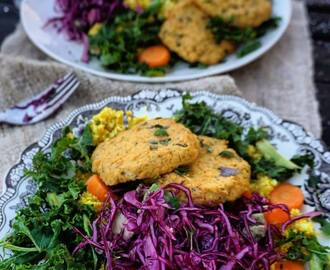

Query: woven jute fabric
[0,1,320,190]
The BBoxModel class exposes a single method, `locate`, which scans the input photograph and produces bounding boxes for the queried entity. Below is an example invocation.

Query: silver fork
[0,72,80,125]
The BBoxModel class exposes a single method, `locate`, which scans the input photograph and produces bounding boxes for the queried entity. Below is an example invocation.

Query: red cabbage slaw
[73,183,321,270]
[47,0,123,62]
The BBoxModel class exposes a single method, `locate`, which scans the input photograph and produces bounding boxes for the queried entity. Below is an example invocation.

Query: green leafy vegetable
[219,150,235,158]
[313,216,330,236]
[208,16,257,44]
[164,191,180,209]
[175,94,308,181]
[278,230,330,269]
[159,138,171,145]
[208,17,280,58]
[256,140,300,170]
[89,1,172,76]
[236,40,262,58]
[0,126,100,270]
[291,153,315,168]
[154,127,169,137]
[175,165,190,176]
[143,183,160,201]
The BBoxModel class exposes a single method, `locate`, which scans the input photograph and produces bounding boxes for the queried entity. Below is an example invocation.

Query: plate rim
[20,0,292,82]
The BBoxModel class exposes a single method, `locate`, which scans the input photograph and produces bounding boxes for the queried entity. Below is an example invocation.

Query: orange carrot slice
[242,191,253,199]
[86,175,109,202]
[269,183,304,210]
[138,45,171,68]
[264,208,290,225]
[274,260,304,270]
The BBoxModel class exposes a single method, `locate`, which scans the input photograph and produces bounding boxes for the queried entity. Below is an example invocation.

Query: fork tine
[44,78,80,109]
[49,73,77,100]
[12,72,77,108]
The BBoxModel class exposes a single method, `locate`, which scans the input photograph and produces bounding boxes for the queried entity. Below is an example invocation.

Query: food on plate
[86,174,110,202]
[193,0,272,28]
[274,260,305,270]
[138,45,171,68]
[90,107,147,144]
[48,0,280,76]
[1,95,329,270]
[269,182,304,210]
[158,136,250,204]
[92,118,200,186]
[159,1,235,65]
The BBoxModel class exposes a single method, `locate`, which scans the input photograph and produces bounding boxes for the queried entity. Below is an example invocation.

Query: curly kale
[175,94,308,181]
[0,126,101,270]
[208,17,280,58]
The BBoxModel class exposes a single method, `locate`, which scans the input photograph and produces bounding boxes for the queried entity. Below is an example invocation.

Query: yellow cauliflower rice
[247,145,262,160]
[90,107,147,145]
[79,192,103,210]
[123,0,179,18]
[284,208,316,237]
[250,175,278,197]
[88,23,103,36]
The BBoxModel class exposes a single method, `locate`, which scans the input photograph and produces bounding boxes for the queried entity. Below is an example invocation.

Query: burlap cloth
[0,1,320,191]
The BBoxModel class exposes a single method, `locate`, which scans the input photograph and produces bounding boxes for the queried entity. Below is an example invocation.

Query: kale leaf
[208,17,280,58]
[175,94,308,181]
[278,230,330,269]
[313,216,330,237]
[88,1,171,76]
[0,126,100,269]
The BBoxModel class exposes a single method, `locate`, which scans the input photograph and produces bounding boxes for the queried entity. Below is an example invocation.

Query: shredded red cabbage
[46,0,123,62]
[73,184,320,269]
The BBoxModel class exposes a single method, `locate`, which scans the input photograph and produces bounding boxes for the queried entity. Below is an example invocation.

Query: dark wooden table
[306,0,330,145]
[1,0,330,145]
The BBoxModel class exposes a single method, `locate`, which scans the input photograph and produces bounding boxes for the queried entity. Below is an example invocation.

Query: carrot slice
[274,260,304,270]
[138,45,171,68]
[242,191,253,199]
[86,175,109,202]
[269,183,304,210]
[264,208,290,225]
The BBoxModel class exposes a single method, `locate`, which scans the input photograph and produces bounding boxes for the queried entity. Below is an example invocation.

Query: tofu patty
[158,136,251,205]
[159,1,235,65]
[193,0,272,28]
[92,118,200,186]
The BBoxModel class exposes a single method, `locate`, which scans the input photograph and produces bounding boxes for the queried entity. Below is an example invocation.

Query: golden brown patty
[158,135,251,205]
[159,1,235,65]
[92,118,200,186]
[193,0,272,28]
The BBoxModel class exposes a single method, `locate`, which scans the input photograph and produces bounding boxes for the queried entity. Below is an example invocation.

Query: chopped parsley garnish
[159,138,171,145]
[149,138,171,148]
[154,127,169,137]
[200,140,213,153]
[219,150,235,158]
[175,166,190,176]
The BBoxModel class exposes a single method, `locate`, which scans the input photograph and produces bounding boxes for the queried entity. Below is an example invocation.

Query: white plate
[21,0,292,82]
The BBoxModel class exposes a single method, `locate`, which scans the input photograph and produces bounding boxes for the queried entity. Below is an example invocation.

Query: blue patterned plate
[1,90,329,259]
